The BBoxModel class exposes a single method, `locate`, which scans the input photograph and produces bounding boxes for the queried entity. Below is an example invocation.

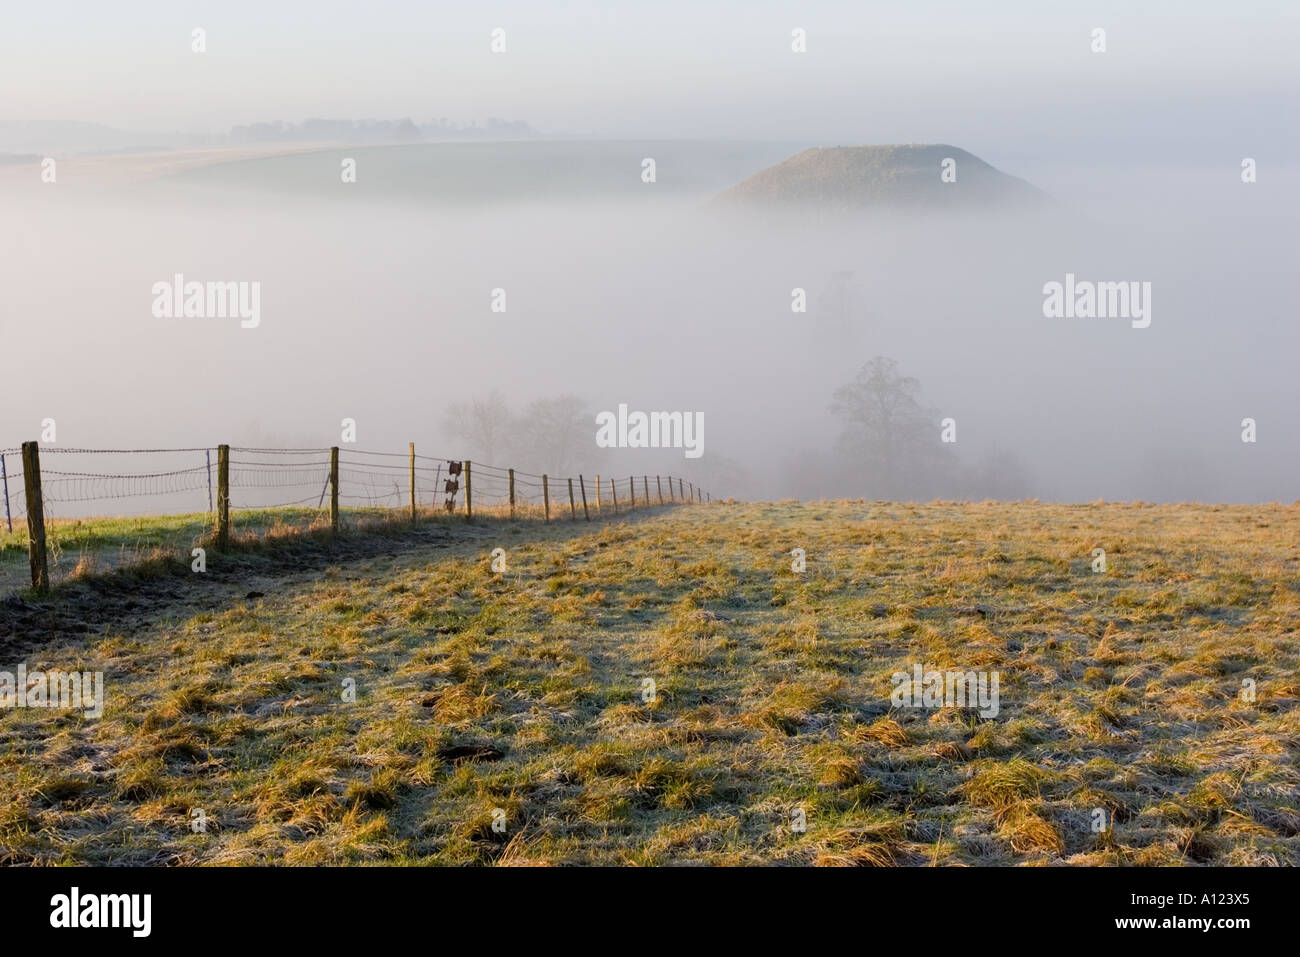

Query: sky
[3,0,1297,165]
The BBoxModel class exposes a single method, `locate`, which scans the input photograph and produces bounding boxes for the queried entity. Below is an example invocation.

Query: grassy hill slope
[2,501,1296,865]
[714,144,1047,210]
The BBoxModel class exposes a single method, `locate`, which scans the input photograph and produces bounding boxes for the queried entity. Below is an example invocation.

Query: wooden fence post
[20,441,48,592]
[330,446,340,534]
[542,474,549,522]
[509,468,515,518]
[657,475,663,505]
[629,476,635,507]
[568,478,576,520]
[409,443,416,521]
[1,452,12,533]
[610,477,618,514]
[643,475,650,506]
[678,478,684,501]
[464,461,472,521]
[216,443,230,550]
[595,474,602,515]
[579,475,590,520]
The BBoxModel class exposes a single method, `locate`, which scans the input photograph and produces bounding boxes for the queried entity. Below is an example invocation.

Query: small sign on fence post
[443,461,459,513]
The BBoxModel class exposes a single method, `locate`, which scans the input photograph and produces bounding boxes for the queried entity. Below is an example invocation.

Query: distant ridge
[713,144,1046,210]
[0,117,537,155]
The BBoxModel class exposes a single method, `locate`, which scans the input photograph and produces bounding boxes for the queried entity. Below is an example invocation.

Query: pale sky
[2,0,1297,161]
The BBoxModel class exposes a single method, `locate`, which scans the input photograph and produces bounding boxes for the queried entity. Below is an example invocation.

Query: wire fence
[0,442,711,594]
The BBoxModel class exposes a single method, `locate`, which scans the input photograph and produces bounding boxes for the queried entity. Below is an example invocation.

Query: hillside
[713,144,1047,210]
[1,500,1296,866]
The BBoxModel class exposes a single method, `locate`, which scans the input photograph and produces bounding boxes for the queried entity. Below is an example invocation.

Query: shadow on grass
[0,503,690,653]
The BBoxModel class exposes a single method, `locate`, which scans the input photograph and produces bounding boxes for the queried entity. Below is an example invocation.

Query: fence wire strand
[1,442,711,592]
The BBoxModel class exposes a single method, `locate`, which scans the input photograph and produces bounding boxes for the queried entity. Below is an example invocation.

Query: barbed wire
[231,447,331,455]
[231,494,323,510]
[0,444,712,529]
[37,447,215,455]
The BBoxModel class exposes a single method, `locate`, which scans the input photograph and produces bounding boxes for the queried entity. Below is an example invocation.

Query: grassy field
[1,500,1297,866]
[0,506,414,595]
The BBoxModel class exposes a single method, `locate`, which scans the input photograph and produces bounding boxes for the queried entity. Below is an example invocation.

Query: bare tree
[441,390,513,465]
[512,393,590,475]
[964,444,1033,500]
[830,356,948,498]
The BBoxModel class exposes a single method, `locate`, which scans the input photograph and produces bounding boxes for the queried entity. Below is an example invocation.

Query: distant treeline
[228,117,536,144]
